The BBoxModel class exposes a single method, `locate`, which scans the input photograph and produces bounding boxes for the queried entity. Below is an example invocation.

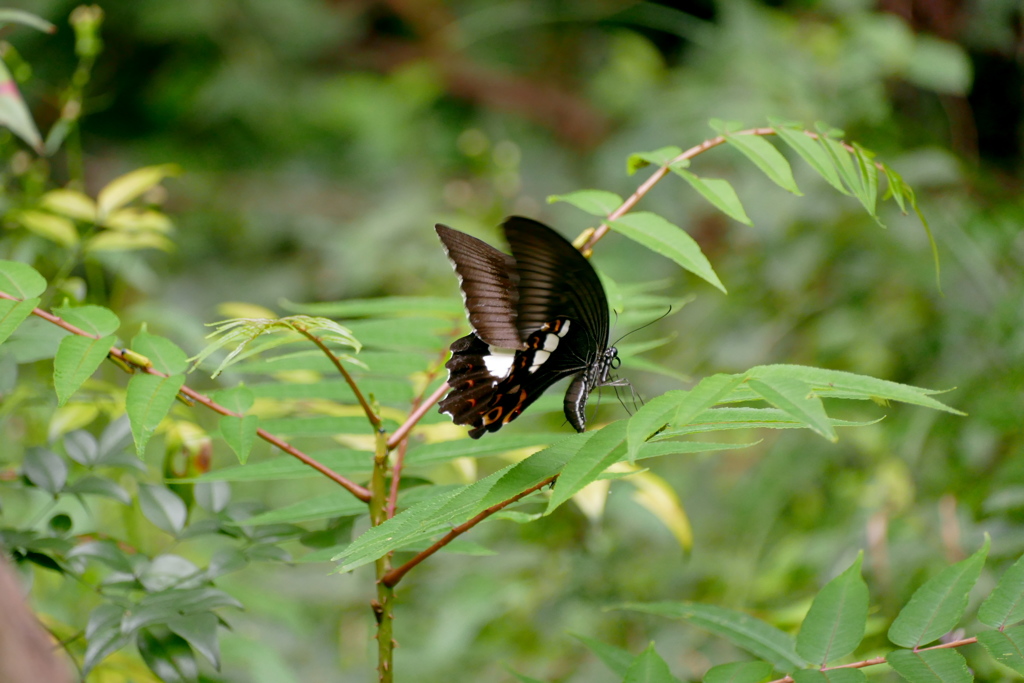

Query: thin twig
[386,382,449,450]
[293,325,381,430]
[381,474,556,588]
[0,292,371,502]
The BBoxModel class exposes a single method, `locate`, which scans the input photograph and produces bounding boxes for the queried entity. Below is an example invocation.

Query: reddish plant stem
[294,325,381,431]
[767,636,980,683]
[386,381,449,450]
[381,474,557,588]
[0,292,371,502]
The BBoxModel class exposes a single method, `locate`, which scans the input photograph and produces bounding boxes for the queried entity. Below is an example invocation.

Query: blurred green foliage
[0,0,1023,681]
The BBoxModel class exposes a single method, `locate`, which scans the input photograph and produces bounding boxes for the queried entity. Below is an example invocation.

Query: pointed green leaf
[65,476,131,504]
[239,492,367,526]
[220,414,259,464]
[0,297,39,345]
[888,539,989,648]
[23,447,67,494]
[770,124,849,195]
[16,209,78,247]
[723,133,801,195]
[0,60,42,152]
[977,624,1024,676]
[407,433,562,467]
[166,613,220,669]
[791,670,866,683]
[852,144,880,221]
[671,168,752,226]
[97,164,181,219]
[546,421,627,513]
[211,385,254,414]
[547,189,624,216]
[817,134,863,197]
[886,648,971,683]
[83,613,130,675]
[55,304,120,337]
[627,146,685,175]
[979,553,1024,628]
[747,374,836,441]
[625,391,686,462]
[187,449,370,482]
[610,212,726,292]
[624,643,679,683]
[137,627,199,683]
[40,188,97,221]
[130,331,187,375]
[0,260,46,298]
[796,553,868,665]
[703,661,773,683]
[573,633,634,677]
[54,334,115,405]
[616,602,806,671]
[126,373,185,457]
[138,484,188,535]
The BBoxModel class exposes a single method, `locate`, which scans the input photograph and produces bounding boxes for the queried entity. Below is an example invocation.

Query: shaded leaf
[611,212,726,292]
[23,447,67,494]
[167,612,221,669]
[703,661,774,683]
[770,123,849,195]
[627,146,685,175]
[138,484,188,535]
[796,553,868,665]
[979,553,1024,628]
[547,189,624,216]
[65,476,131,504]
[671,168,752,225]
[126,373,185,457]
[137,627,199,683]
[53,334,116,405]
[886,648,971,683]
[573,633,634,677]
[977,625,1024,676]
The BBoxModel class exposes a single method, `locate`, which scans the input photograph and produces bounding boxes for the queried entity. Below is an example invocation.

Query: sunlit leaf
[137,627,199,683]
[547,189,624,216]
[610,212,726,292]
[15,209,78,247]
[127,373,185,457]
[40,189,97,221]
[96,164,181,219]
[54,334,115,405]
[722,132,801,195]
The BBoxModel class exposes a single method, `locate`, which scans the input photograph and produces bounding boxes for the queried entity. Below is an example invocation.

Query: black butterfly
[435,216,624,438]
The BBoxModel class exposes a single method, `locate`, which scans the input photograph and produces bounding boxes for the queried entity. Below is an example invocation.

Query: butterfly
[435,216,625,438]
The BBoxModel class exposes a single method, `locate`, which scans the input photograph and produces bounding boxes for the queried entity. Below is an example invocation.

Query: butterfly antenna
[611,305,673,347]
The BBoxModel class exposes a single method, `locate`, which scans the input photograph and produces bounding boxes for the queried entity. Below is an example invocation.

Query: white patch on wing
[529,349,550,373]
[483,347,516,379]
[542,334,559,352]
[557,320,571,337]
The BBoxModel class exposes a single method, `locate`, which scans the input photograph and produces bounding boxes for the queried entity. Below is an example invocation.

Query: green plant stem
[370,429,394,683]
[0,291,371,501]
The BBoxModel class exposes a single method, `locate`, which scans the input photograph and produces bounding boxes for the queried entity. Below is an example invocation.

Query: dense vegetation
[1,1,1022,682]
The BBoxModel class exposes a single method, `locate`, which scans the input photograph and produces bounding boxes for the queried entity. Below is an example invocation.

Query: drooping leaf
[138,484,188,535]
[166,612,221,670]
[703,661,774,683]
[616,602,806,671]
[67,540,134,573]
[22,447,68,494]
[547,189,624,216]
[886,648,971,683]
[219,414,259,464]
[547,421,628,513]
[627,146,685,175]
[722,132,801,195]
[888,539,989,648]
[610,212,726,292]
[126,372,185,457]
[770,123,849,195]
[53,334,116,405]
[747,373,836,441]
[83,605,130,675]
[0,60,42,152]
[0,9,56,33]
[671,168,752,226]
[795,553,868,665]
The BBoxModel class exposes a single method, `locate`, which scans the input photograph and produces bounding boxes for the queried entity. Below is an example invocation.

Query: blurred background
[3,0,1023,680]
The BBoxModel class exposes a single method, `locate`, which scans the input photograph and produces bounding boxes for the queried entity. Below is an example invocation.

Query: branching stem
[293,325,381,430]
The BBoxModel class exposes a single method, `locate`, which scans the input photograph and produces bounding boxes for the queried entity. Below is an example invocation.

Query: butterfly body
[436,217,621,438]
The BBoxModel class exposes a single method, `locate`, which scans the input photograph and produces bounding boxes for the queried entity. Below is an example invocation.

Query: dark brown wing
[435,223,525,350]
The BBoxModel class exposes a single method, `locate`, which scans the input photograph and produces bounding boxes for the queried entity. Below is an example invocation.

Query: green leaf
[187,449,371,482]
[0,60,42,152]
[979,553,1024,628]
[796,553,868,665]
[627,146,685,175]
[886,648,971,683]
[194,481,231,513]
[906,35,972,95]
[610,212,726,293]
[63,430,98,466]
[66,539,134,573]
[0,297,39,345]
[703,661,774,683]
[55,304,120,337]
[211,385,254,413]
[616,602,806,671]
[406,433,562,467]
[166,613,220,669]
[64,476,132,504]
[96,164,181,219]
[83,606,130,675]
[852,144,880,222]
[40,188,97,221]
[547,189,624,216]
[138,484,188,535]
[888,539,989,648]
[977,624,1024,676]
[137,627,199,683]
[746,373,836,441]
[220,415,259,464]
[15,209,78,247]
[130,331,187,375]
[122,588,242,634]
[23,447,67,494]
[547,421,627,513]
[508,669,547,683]
[0,260,46,298]
[791,670,866,683]
[0,9,56,33]
[671,168,753,226]
[53,334,116,405]
[723,133,801,195]
[624,643,679,683]
[769,124,849,195]
[573,633,634,677]
[240,493,368,526]
[126,373,185,457]
[817,134,864,199]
